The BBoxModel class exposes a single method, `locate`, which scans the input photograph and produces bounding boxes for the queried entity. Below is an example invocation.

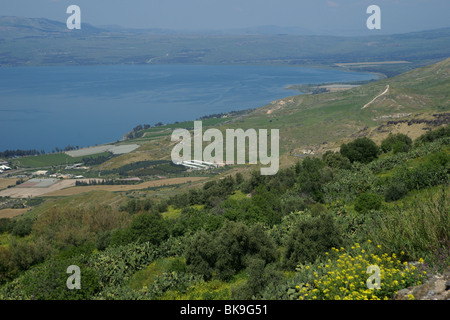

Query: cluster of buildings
[176,160,225,171]
[0,160,11,173]
[32,170,83,179]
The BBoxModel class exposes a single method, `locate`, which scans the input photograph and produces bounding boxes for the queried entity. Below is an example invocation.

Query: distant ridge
[0,16,104,36]
[2,16,450,37]
[0,16,449,70]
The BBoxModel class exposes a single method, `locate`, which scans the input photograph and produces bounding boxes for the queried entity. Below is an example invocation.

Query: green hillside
[221,57,449,154]
[110,58,449,170]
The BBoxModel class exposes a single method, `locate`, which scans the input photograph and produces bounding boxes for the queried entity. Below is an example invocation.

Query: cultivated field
[41,177,208,197]
[66,144,140,157]
[0,179,76,198]
[0,177,207,198]
[0,208,29,219]
[0,179,17,191]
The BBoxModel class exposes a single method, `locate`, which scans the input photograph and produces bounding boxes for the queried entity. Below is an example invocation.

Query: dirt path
[362,85,390,109]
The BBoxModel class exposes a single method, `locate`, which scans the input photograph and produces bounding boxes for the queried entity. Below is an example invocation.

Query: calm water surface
[0,64,376,151]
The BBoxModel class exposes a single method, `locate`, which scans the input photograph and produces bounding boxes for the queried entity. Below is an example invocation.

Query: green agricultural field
[11,152,112,168]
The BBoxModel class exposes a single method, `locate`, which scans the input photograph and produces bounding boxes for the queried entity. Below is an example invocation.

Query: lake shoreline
[0,64,377,152]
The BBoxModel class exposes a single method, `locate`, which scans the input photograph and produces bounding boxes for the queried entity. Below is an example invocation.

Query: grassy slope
[216,57,450,155]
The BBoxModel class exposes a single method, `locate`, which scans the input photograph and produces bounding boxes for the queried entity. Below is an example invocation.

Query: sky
[1,0,450,35]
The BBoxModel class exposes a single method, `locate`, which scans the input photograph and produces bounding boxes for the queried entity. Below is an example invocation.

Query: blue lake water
[0,64,377,151]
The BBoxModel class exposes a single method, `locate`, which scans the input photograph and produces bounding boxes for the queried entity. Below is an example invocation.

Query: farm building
[33,170,49,176]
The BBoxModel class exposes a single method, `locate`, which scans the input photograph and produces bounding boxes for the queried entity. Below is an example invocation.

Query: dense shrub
[322,163,377,202]
[0,247,16,284]
[32,206,130,249]
[340,137,380,164]
[110,212,170,247]
[415,125,449,145]
[185,221,279,281]
[322,151,352,170]
[9,217,35,237]
[283,212,342,270]
[392,154,449,192]
[0,256,100,300]
[384,182,408,202]
[354,192,383,213]
[0,218,11,234]
[171,207,224,236]
[367,138,447,174]
[381,133,412,154]
[295,157,332,202]
[96,231,112,251]
[8,237,52,272]
[231,258,283,300]
[280,191,307,216]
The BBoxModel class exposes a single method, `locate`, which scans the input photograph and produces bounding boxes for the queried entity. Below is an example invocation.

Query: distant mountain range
[0,16,322,36]
[1,16,450,74]
[2,16,450,37]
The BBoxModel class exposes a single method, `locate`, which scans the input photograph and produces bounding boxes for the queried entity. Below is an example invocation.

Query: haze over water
[0,64,376,151]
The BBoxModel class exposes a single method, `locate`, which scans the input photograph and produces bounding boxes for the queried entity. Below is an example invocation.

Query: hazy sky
[1,0,450,35]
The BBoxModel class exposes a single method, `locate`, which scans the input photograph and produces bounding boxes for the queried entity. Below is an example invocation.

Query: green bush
[283,212,342,270]
[296,157,332,202]
[9,238,52,272]
[340,137,380,164]
[354,192,383,213]
[172,206,225,236]
[231,258,283,300]
[185,221,279,281]
[392,153,449,191]
[381,133,412,154]
[10,217,35,237]
[322,151,352,170]
[384,182,408,202]
[111,212,170,246]
[0,247,16,284]
[280,192,306,215]
[0,257,100,300]
[0,218,11,234]
[96,231,112,251]
[415,125,450,145]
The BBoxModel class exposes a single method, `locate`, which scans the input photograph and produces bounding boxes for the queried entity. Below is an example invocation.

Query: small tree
[322,151,352,170]
[381,133,412,154]
[340,137,380,164]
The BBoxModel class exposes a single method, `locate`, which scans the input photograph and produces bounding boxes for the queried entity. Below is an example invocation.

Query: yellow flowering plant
[293,241,427,300]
